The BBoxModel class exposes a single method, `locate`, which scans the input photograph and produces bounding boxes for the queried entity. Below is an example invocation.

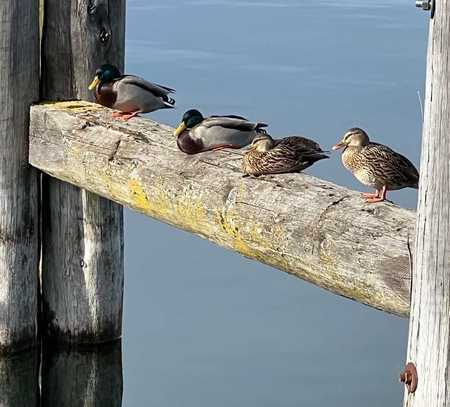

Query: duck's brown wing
[362,143,419,188]
[276,136,326,153]
[248,139,328,175]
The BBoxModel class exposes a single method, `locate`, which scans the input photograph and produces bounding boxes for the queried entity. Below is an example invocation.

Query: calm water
[123,0,426,406]
[5,1,427,406]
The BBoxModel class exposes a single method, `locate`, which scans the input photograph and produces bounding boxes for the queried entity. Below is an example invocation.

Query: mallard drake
[332,128,419,203]
[88,64,175,120]
[174,109,267,154]
[242,134,329,176]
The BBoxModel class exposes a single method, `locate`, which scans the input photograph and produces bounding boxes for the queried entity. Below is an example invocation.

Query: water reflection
[42,341,123,407]
[0,350,39,407]
[0,341,122,407]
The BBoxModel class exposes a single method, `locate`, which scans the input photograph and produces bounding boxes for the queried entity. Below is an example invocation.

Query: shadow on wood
[30,101,416,317]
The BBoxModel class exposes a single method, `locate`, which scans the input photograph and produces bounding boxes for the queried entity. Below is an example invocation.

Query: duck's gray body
[111,75,175,113]
[180,116,267,153]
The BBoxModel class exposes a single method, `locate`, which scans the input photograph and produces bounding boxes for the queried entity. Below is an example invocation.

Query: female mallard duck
[174,109,268,154]
[332,128,419,203]
[242,134,329,176]
[88,64,175,120]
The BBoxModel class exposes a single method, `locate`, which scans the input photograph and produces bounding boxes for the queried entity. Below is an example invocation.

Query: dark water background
[5,1,427,406]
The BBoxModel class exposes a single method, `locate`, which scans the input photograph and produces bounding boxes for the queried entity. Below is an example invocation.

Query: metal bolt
[400,362,418,394]
[416,0,431,10]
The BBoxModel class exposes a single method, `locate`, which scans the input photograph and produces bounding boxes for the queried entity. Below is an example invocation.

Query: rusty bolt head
[400,362,418,393]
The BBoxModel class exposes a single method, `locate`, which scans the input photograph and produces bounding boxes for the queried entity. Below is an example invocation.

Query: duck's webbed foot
[112,111,140,121]
[363,186,387,203]
[362,191,379,198]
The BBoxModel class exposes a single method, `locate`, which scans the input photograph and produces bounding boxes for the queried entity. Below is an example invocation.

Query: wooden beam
[402,4,450,406]
[0,0,39,353]
[30,101,416,317]
[40,1,125,344]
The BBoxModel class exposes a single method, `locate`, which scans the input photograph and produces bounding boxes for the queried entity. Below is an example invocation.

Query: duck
[242,134,329,176]
[88,64,175,120]
[174,109,268,154]
[332,127,419,203]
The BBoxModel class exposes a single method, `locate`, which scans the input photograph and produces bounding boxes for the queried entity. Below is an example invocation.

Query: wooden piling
[402,3,450,406]
[0,1,39,353]
[40,0,125,343]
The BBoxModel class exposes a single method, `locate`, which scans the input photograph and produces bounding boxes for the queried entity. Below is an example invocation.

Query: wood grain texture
[40,1,125,343]
[403,5,450,407]
[30,101,416,317]
[0,1,39,353]
[41,342,122,407]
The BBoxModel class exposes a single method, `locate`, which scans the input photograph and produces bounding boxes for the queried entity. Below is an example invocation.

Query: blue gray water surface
[123,0,426,405]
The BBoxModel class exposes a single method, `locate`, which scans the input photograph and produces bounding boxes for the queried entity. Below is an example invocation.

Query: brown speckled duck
[174,109,267,154]
[242,134,329,176]
[88,64,175,120]
[332,128,419,203]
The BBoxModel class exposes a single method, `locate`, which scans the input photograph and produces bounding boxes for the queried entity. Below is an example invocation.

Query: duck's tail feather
[256,123,268,133]
[162,95,176,108]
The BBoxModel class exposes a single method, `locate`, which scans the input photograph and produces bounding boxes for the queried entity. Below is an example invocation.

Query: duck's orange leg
[209,144,242,151]
[112,111,140,121]
[365,186,387,203]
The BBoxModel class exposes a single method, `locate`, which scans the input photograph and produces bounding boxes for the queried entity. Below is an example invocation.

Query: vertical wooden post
[40,0,125,343]
[41,342,122,406]
[403,3,450,406]
[0,1,39,353]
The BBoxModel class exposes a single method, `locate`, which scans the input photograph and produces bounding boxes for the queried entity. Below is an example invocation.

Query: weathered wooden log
[402,4,450,406]
[40,1,125,343]
[0,351,39,406]
[0,0,39,353]
[41,341,122,407]
[30,101,415,317]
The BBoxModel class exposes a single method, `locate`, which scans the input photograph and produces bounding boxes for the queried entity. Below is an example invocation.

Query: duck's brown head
[250,134,275,152]
[332,127,370,151]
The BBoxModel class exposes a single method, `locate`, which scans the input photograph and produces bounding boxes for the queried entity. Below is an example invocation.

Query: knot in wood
[99,28,111,43]
[400,362,418,393]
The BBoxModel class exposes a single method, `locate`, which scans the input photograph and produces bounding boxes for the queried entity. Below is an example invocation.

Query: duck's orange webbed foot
[210,144,242,152]
[365,196,385,203]
[112,111,140,121]
[364,186,387,204]
[362,191,379,198]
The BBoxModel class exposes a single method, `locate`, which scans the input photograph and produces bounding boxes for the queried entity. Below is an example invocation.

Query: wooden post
[0,1,39,353]
[41,342,122,406]
[402,3,450,406]
[40,0,125,343]
[0,351,39,406]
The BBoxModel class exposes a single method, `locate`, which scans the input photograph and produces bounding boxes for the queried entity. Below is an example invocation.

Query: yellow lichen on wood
[127,179,151,213]
[42,100,102,113]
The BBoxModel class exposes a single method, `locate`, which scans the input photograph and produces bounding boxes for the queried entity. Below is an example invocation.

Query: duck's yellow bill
[88,76,100,90]
[174,122,187,137]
